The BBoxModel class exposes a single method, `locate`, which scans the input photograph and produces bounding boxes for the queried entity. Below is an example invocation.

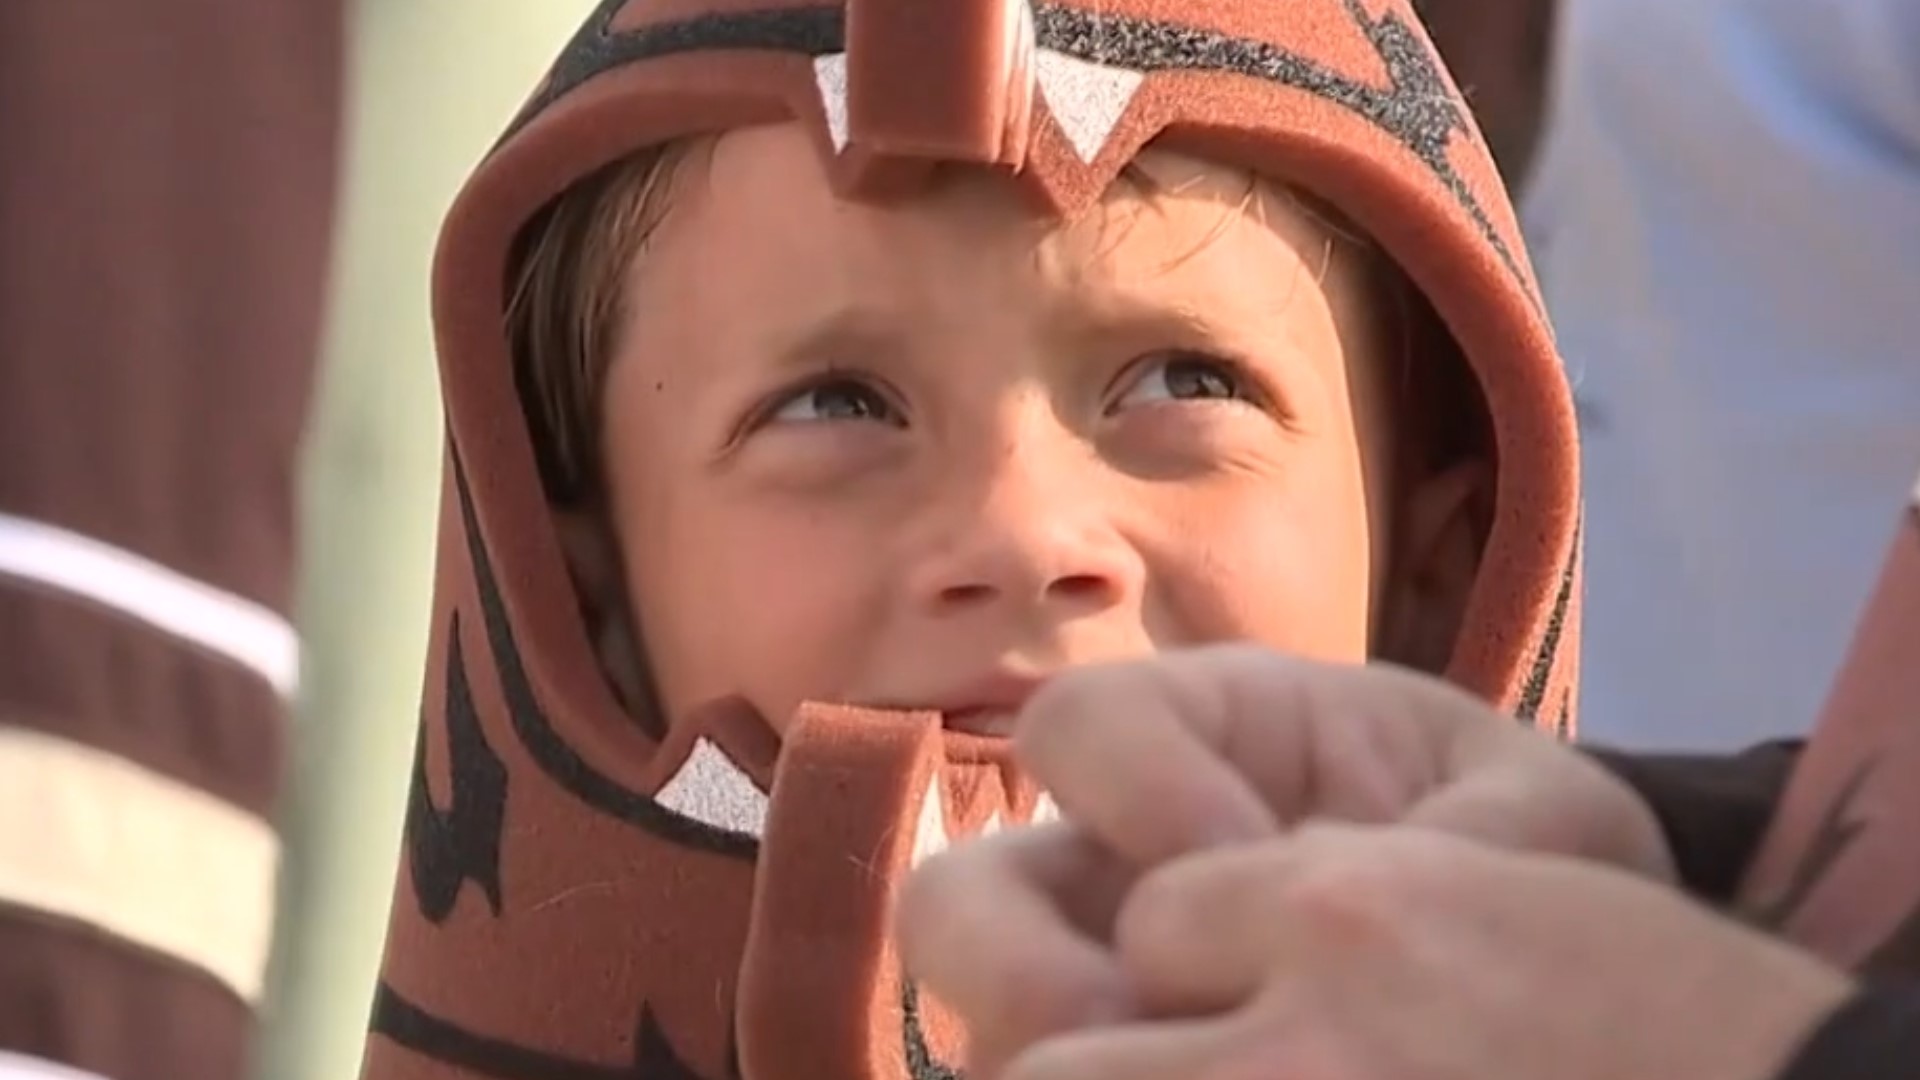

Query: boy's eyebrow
[764,304,902,374]
[1042,284,1264,352]
[760,295,1295,374]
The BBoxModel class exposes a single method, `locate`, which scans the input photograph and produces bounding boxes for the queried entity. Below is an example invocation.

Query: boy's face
[583,123,1474,735]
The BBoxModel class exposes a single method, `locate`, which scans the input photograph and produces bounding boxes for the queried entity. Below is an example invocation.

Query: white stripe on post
[0,1049,113,1080]
[0,727,279,1004]
[0,512,299,697]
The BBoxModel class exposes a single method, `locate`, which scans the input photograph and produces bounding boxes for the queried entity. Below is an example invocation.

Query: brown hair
[505,144,1484,508]
[508,143,695,507]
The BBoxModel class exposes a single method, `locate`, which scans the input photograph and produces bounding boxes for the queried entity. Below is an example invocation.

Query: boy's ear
[553,509,648,712]
[1379,458,1493,672]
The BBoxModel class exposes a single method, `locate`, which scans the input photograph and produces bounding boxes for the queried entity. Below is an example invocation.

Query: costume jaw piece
[639,708,1064,864]
[363,1,1582,1077]
[738,706,1065,1080]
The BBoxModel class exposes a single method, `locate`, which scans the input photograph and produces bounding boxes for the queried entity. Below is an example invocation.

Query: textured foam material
[360,1,1583,1077]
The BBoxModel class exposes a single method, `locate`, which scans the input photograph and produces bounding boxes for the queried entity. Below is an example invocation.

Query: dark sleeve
[1774,986,1920,1080]
[1580,740,1804,904]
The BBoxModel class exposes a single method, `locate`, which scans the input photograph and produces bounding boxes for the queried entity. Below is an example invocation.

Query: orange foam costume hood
[362,1,1582,1077]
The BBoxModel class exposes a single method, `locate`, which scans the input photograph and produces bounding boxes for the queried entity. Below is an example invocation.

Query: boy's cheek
[639,547,887,731]
[1140,488,1379,663]
[1181,557,1375,664]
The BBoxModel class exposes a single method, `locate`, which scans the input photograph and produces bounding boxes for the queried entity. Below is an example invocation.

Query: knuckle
[1110,860,1194,959]
[1275,831,1414,947]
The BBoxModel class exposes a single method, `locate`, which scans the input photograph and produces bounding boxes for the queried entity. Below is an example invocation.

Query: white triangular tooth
[1034,49,1144,162]
[1030,791,1061,825]
[813,53,851,152]
[910,782,951,867]
[1005,0,1033,73]
[655,738,769,839]
[1005,1,1036,112]
[979,810,1006,837]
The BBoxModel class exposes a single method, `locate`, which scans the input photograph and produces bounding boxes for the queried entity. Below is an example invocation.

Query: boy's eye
[768,378,903,426]
[1114,353,1254,409]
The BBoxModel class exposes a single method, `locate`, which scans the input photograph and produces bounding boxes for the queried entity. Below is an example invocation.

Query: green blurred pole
[252,4,597,1079]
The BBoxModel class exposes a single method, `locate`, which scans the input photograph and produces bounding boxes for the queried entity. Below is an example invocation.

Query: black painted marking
[902,977,963,1080]
[451,442,758,860]
[370,980,723,1080]
[405,617,509,921]
[1749,761,1875,933]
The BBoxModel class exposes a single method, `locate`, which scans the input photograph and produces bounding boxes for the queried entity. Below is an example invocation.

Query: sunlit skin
[567,123,1482,736]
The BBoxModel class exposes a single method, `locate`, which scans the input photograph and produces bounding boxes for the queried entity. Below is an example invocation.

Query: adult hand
[896,647,1677,1071]
[1023,646,1671,876]
[958,823,1852,1080]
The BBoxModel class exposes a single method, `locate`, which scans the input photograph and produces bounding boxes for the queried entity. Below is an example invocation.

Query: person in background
[1420,0,1920,749]
[0,4,343,1079]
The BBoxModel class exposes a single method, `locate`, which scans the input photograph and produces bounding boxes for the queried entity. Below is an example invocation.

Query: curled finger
[1113,823,1417,1016]
[997,1013,1278,1080]
[899,823,1138,1059]
[1016,655,1281,866]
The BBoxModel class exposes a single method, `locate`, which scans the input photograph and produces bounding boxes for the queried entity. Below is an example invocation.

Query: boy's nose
[907,468,1144,622]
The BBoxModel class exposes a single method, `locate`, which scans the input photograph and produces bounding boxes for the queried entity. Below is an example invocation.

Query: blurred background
[1,4,596,1080]
[0,1,1914,1078]
[260,6,600,1080]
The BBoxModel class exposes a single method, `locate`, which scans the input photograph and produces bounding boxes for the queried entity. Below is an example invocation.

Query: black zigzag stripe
[404,615,510,923]
[370,980,716,1080]
[450,440,758,859]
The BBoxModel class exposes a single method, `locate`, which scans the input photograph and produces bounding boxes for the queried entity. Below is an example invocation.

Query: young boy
[359,0,1580,1077]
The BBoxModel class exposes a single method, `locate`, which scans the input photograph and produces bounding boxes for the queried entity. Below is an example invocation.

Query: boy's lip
[879,670,1049,738]
[938,705,1020,738]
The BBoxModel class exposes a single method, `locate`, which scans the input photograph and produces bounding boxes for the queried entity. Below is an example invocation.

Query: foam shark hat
[1742,471,1920,980]
[362,1,1582,1077]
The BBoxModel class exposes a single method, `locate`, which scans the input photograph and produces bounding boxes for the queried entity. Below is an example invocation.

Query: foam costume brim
[361,2,1582,1077]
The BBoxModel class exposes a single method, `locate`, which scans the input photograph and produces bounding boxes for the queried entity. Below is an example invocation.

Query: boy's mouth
[919,669,1049,738]
[938,705,1020,738]
[650,693,1064,864]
